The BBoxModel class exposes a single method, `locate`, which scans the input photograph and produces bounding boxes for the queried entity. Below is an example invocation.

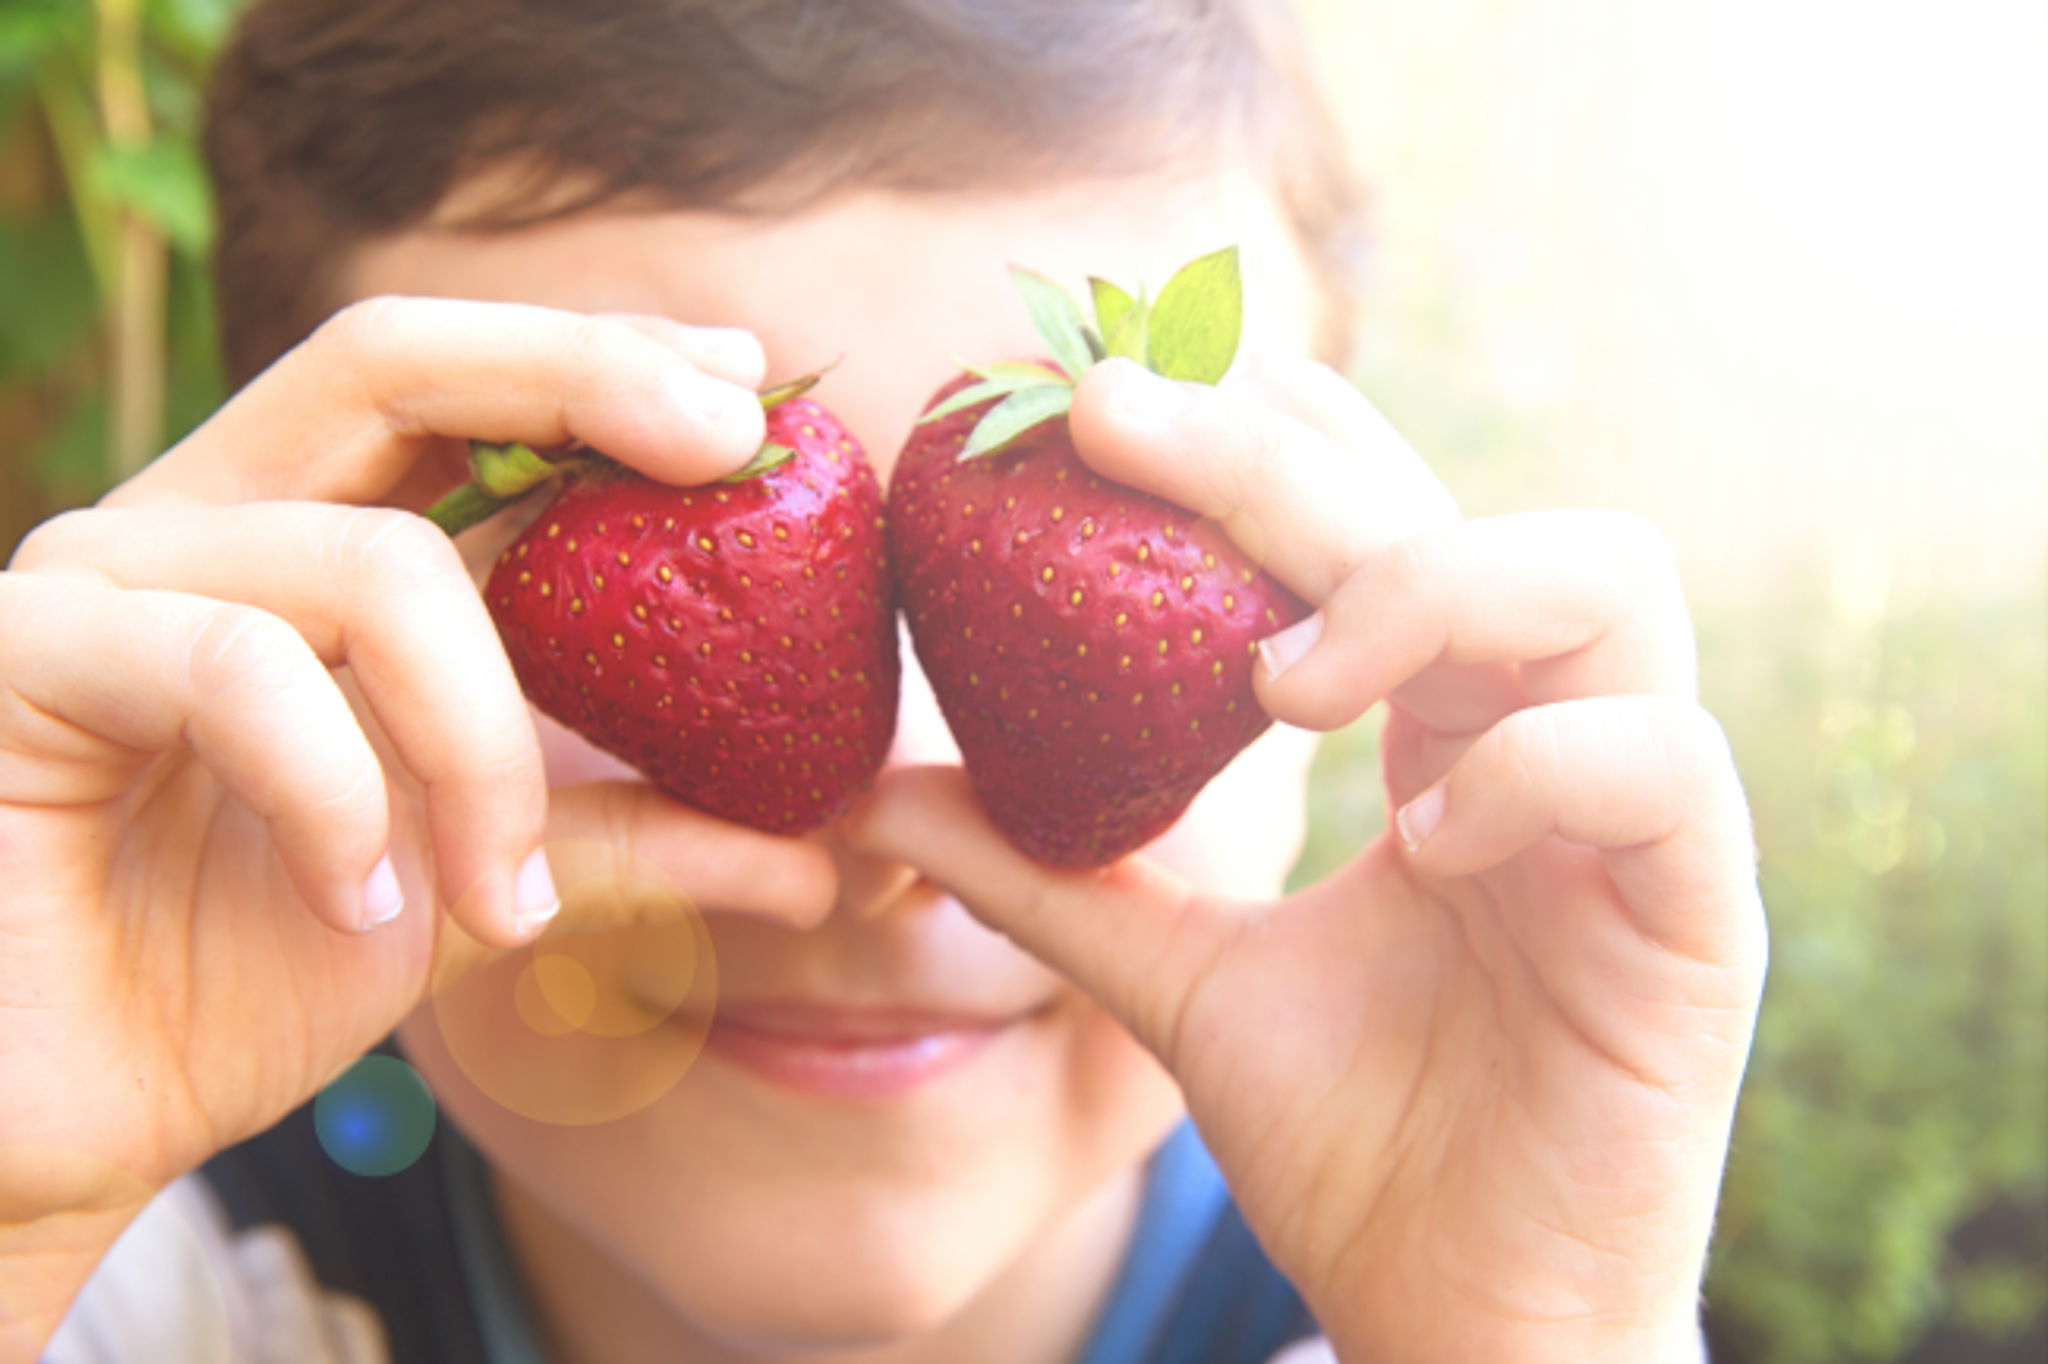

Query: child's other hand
[0,300,834,1349]
[849,357,1764,1364]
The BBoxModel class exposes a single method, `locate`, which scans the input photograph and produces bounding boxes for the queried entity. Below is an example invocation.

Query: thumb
[430,780,838,992]
[844,766,1228,1066]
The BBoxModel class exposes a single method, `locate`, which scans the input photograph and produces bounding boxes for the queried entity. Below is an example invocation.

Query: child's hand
[848,357,1765,1364]
[0,299,835,1352]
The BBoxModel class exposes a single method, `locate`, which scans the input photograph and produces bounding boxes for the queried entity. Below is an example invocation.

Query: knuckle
[308,297,428,434]
[1203,392,1291,515]
[308,750,388,822]
[468,719,547,798]
[9,509,99,573]
[334,506,468,592]
[1604,509,1685,600]
[1242,409,1296,505]
[562,314,676,412]
[1635,697,1749,846]
[1656,698,1737,782]
[190,602,313,702]
[312,295,405,360]
[1494,706,1563,795]
[564,313,645,377]
[1366,527,1444,605]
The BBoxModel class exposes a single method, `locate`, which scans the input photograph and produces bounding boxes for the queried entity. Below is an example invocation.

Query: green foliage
[947,249,1245,459]
[1287,594,2048,1362]
[0,0,241,514]
[0,212,94,375]
[1287,703,1386,894]
[1703,593,2047,1362]
[89,135,211,252]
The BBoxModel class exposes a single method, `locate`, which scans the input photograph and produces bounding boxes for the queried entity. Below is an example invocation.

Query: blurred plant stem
[95,0,164,481]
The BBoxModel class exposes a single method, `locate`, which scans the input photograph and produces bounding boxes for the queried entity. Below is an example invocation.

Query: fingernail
[513,848,561,936]
[1396,786,1446,855]
[1256,610,1324,681]
[1105,359,1187,423]
[360,856,404,931]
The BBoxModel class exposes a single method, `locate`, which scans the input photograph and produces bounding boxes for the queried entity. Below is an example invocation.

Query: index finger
[108,298,769,512]
[1066,356,1459,604]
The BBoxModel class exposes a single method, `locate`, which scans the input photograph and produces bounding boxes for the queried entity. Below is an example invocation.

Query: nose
[812,624,960,921]
[884,619,964,768]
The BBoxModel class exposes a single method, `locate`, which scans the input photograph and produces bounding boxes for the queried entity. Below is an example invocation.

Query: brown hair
[205,0,1365,386]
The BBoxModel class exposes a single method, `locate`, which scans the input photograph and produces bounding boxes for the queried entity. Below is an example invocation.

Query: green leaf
[469,440,563,498]
[1147,245,1242,385]
[916,379,1009,425]
[426,441,582,536]
[1008,266,1095,382]
[1105,287,1150,364]
[966,359,1069,385]
[921,361,1072,426]
[1089,276,1135,341]
[88,138,213,254]
[959,384,1074,460]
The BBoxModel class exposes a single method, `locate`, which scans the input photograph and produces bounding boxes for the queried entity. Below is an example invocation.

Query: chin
[665,1224,1004,1352]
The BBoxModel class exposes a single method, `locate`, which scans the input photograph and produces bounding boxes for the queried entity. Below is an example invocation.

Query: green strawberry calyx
[922,244,1244,461]
[424,368,828,537]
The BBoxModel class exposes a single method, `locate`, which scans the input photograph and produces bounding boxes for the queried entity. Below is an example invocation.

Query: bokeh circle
[430,839,718,1126]
[314,1055,438,1177]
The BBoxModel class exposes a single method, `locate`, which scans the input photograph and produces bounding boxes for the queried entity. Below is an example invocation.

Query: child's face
[371,172,1324,1347]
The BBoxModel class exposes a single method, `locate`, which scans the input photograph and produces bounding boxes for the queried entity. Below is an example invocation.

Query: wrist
[0,1147,156,1356]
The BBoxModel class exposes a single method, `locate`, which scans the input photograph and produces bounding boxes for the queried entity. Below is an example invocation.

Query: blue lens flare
[314,1055,436,1177]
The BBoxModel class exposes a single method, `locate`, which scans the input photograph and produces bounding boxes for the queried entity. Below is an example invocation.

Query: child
[0,1,1766,1361]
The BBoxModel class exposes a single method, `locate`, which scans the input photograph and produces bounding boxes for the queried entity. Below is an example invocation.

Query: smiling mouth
[701,1001,1024,1100]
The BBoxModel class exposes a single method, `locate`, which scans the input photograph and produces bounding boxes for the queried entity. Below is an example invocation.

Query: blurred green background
[2,1,2042,1360]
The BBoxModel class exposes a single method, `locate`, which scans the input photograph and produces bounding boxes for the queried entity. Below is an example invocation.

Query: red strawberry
[429,382,898,834]
[889,249,1309,865]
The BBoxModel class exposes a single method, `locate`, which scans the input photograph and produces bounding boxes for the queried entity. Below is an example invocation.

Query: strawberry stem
[424,479,530,537]
[424,440,579,537]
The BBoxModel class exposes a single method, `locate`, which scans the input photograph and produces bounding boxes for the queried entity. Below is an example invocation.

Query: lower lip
[703,1020,1006,1100]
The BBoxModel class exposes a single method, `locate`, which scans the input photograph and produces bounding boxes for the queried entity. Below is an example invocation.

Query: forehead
[346,174,1317,472]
